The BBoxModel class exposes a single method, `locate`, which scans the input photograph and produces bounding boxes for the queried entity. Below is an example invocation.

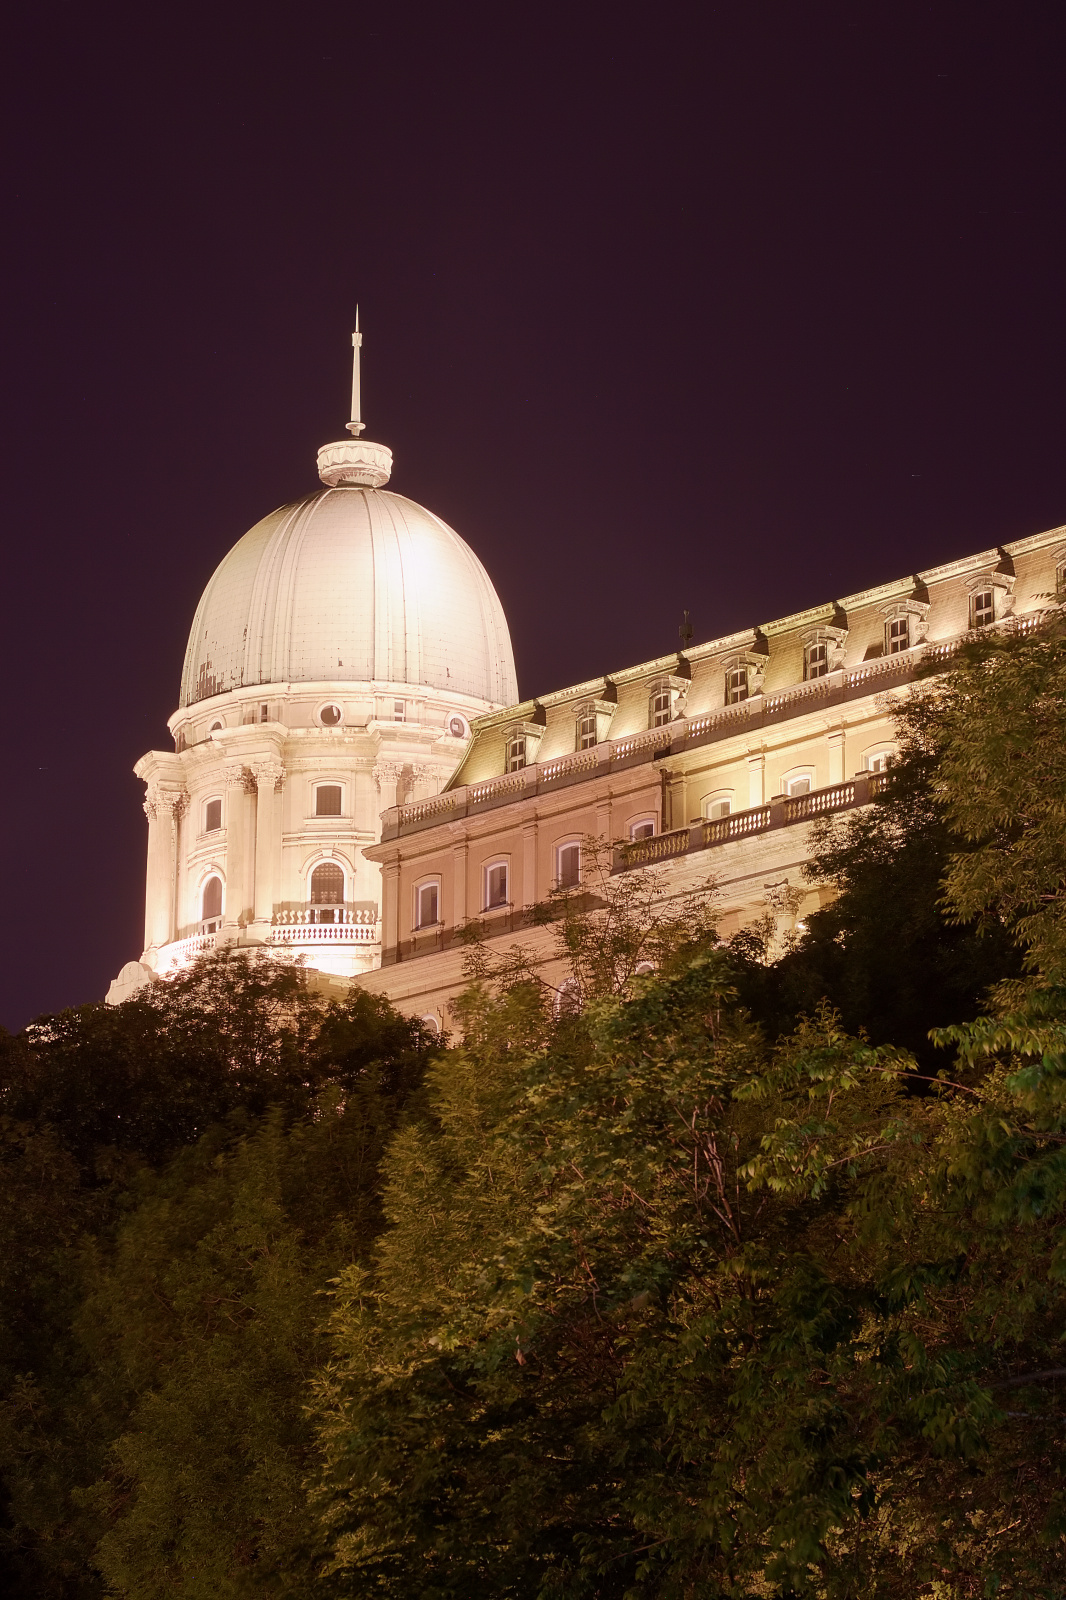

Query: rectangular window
[577,713,597,750]
[557,842,581,888]
[394,700,406,722]
[485,863,508,909]
[650,688,672,727]
[315,784,342,816]
[506,735,526,772]
[204,797,222,833]
[805,642,829,680]
[725,666,748,705]
[260,703,269,722]
[970,589,994,629]
[416,882,439,929]
[886,616,910,654]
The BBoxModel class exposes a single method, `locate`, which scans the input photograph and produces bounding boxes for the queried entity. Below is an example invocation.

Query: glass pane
[310,863,344,904]
[202,877,222,920]
[558,845,580,887]
[417,884,438,927]
[316,785,342,816]
[205,798,221,832]
[486,865,508,907]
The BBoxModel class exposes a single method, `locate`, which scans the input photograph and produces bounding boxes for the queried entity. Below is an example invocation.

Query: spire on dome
[317,312,393,488]
[346,307,365,437]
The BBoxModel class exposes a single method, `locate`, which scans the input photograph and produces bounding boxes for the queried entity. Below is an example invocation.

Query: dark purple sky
[3,3,1065,1028]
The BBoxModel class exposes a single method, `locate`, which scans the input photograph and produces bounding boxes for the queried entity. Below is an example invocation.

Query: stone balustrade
[615,771,889,872]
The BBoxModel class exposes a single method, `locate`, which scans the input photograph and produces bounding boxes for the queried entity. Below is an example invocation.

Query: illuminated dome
[180,440,517,709]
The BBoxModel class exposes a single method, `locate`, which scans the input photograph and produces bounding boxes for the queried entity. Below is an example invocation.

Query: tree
[0,954,434,1600]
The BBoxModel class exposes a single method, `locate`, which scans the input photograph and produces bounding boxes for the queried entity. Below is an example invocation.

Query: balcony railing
[268,921,380,945]
[613,771,889,873]
[381,617,1047,842]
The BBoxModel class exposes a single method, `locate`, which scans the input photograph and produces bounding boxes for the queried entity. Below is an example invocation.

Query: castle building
[107,328,516,1002]
[108,332,1066,1022]
[353,524,1064,1031]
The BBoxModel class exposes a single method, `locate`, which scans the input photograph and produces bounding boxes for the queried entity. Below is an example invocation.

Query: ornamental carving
[223,763,256,792]
[372,761,405,789]
[251,760,286,791]
[143,785,187,822]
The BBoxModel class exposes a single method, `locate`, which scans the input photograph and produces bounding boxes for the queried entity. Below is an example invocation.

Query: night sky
[3,3,1065,1029]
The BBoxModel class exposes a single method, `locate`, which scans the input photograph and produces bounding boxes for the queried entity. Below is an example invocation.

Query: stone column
[827,728,845,786]
[452,836,468,928]
[142,786,182,957]
[250,760,285,937]
[222,765,252,938]
[521,819,539,910]
[747,752,766,808]
[381,858,400,962]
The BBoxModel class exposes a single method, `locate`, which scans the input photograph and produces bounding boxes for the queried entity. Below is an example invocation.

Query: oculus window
[319,703,342,726]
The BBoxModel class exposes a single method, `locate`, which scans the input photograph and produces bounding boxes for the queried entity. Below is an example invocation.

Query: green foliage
[10,620,1066,1596]
[729,706,1020,1063]
[0,955,434,1599]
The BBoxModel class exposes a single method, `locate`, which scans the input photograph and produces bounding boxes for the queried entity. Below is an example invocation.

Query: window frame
[863,745,894,774]
[969,588,995,630]
[576,710,598,751]
[701,790,734,822]
[483,859,510,911]
[628,816,656,841]
[317,702,343,728]
[803,639,830,681]
[781,767,816,798]
[313,782,344,818]
[556,840,581,889]
[724,664,749,705]
[506,734,527,772]
[203,795,222,834]
[885,615,911,655]
[649,684,673,728]
[200,873,224,930]
[308,860,346,923]
[414,877,441,931]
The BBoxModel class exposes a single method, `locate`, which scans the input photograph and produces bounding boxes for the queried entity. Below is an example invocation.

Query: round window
[319,703,342,727]
[448,715,468,739]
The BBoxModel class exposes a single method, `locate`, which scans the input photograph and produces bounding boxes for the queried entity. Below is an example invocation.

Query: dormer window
[650,686,673,727]
[315,784,342,817]
[506,734,527,772]
[886,615,910,654]
[577,710,598,750]
[970,588,995,629]
[804,640,829,680]
[725,665,749,705]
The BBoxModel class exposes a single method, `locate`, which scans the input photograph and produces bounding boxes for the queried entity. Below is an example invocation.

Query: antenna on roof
[679,609,694,648]
[346,308,365,436]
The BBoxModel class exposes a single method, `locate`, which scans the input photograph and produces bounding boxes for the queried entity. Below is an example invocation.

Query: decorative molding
[251,760,285,791]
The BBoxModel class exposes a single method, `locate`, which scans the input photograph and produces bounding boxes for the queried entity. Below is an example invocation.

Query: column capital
[223,762,256,792]
[250,759,285,792]
[143,784,187,822]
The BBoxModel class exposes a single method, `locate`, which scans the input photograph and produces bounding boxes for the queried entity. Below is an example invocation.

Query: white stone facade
[109,418,518,1001]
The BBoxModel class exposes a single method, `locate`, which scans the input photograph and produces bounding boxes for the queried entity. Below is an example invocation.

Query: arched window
[201,876,223,929]
[310,862,345,924]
